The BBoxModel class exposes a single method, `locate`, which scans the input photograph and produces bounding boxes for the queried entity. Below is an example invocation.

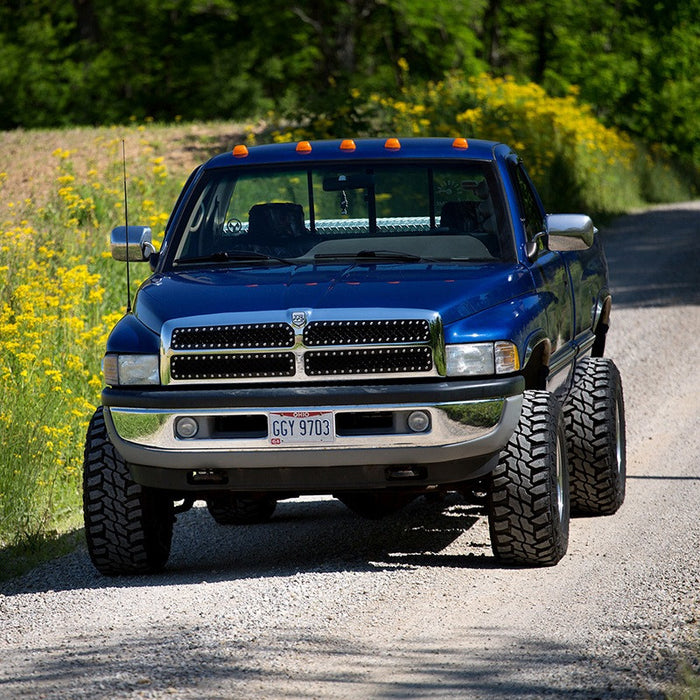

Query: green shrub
[275,72,695,215]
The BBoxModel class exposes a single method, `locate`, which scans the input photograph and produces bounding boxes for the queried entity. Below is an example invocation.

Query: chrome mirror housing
[547,214,597,251]
[111,226,156,262]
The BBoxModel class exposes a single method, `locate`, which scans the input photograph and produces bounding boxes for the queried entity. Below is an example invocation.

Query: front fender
[444,292,550,367]
[105,314,161,355]
[593,290,612,331]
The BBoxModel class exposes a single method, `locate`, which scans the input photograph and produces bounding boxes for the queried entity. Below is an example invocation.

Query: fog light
[407,410,430,433]
[176,416,199,439]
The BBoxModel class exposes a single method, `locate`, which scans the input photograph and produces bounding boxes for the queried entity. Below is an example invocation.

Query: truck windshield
[171,162,512,266]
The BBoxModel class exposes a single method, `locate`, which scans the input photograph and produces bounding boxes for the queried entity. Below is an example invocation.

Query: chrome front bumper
[104,393,522,470]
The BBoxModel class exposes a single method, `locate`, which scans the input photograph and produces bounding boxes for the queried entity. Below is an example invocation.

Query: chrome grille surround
[161,309,444,385]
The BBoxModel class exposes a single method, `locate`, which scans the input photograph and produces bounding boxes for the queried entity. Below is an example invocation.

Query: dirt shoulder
[0,122,252,206]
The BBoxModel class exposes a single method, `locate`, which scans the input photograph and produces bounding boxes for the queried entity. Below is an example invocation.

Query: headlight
[446,342,519,376]
[103,354,160,386]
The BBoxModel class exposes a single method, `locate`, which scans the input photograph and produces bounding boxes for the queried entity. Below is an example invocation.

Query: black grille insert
[171,323,294,350]
[171,353,295,380]
[305,347,432,375]
[304,319,430,346]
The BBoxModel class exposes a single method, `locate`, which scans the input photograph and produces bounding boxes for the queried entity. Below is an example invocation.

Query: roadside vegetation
[279,72,692,215]
[669,660,700,700]
[0,128,185,564]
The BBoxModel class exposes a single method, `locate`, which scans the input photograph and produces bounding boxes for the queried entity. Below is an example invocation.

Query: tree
[0,0,697,166]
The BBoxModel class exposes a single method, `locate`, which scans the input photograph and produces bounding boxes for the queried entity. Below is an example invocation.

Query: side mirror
[111,226,156,262]
[547,214,597,251]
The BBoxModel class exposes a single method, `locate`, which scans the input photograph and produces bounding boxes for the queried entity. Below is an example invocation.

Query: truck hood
[134,262,532,331]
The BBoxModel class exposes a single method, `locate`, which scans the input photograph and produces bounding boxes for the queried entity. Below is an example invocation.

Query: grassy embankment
[0,75,694,581]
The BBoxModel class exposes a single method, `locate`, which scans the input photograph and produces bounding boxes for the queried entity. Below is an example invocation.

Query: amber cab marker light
[233,144,249,158]
[296,141,312,153]
[452,137,469,150]
[340,139,356,151]
[384,138,401,151]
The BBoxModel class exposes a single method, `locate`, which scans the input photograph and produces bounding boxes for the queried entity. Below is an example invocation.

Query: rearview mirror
[322,173,375,191]
[547,214,597,251]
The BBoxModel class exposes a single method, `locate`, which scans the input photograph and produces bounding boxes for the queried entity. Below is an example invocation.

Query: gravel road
[1,203,699,699]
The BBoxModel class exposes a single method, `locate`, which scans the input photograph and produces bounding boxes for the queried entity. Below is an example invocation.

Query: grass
[0,521,84,583]
[669,663,700,700]
[0,121,252,560]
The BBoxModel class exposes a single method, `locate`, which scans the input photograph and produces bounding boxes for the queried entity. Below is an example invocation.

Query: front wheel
[83,407,174,576]
[564,357,626,515]
[488,390,569,566]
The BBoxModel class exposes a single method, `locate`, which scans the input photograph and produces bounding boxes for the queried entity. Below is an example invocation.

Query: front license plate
[269,411,335,445]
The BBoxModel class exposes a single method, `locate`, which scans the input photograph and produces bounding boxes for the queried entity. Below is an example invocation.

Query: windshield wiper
[175,250,294,265]
[314,249,438,264]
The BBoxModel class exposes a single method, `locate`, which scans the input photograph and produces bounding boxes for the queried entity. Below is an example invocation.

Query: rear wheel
[83,407,174,576]
[488,390,569,566]
[564,357,626,515]
[206,494,277,525]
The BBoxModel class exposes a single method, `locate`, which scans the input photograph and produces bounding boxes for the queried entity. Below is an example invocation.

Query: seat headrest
[439,201,479,233]
[248,203,306,242]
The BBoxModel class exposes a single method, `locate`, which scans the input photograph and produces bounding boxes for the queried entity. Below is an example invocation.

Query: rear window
[170,162,512,266]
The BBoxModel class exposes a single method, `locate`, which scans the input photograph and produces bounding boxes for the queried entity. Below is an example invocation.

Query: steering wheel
[223,218,242,235]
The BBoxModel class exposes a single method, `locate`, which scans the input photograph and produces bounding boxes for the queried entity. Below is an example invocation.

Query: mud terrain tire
[564,357,626,515]
[83,407,174,576]
[488,390,569,566]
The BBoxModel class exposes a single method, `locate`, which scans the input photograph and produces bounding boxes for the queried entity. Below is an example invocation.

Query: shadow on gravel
[601,207,700,308]
[628,474,700,480]
[1,494,498,596]
[1,625,672,700]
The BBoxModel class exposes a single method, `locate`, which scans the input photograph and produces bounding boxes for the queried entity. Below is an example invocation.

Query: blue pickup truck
[83,137,626,575]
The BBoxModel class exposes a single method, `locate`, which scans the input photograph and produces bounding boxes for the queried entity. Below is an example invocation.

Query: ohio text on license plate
[269,411,335,445]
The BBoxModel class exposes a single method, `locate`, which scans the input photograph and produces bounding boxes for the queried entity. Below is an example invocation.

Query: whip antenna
[122,140,132,313]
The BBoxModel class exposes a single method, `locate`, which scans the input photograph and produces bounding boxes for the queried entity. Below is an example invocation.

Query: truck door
[555,242,608,344]
[509,160,575,395]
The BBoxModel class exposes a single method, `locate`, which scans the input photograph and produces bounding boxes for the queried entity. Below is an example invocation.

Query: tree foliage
[0,0,698,163]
